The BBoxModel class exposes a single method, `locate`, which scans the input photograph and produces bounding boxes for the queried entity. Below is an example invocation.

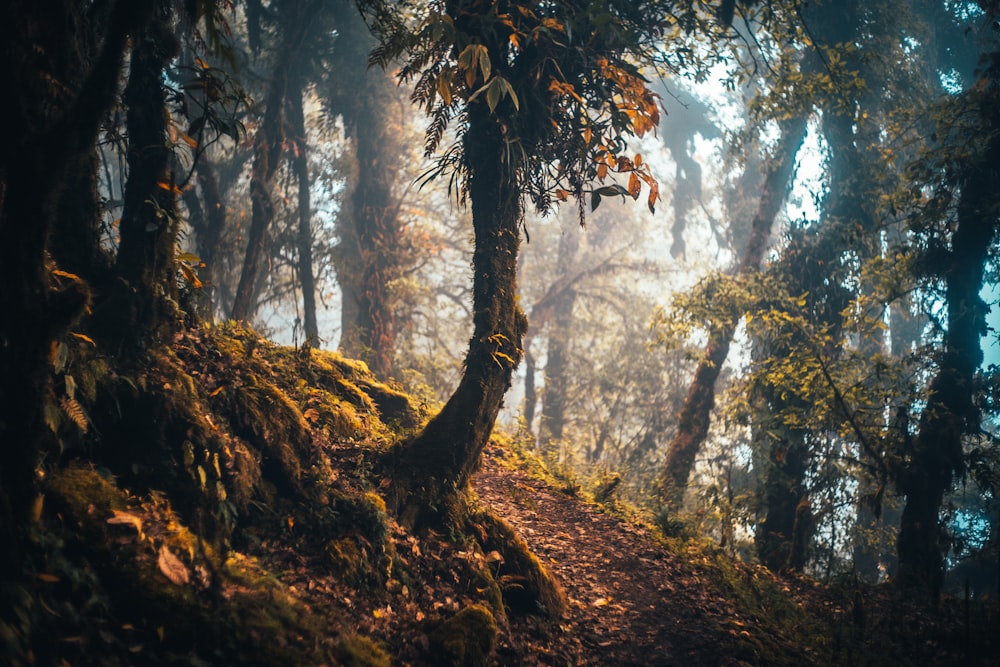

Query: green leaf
[486,78,501,113]
[498,77,519,111]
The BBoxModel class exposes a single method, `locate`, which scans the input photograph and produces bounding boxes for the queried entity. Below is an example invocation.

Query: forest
[1,0,999,665]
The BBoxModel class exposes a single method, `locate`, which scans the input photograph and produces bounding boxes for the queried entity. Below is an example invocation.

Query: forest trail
[473,444,803,666]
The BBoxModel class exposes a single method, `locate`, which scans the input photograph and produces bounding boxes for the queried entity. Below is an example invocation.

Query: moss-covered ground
[6,322,995,666]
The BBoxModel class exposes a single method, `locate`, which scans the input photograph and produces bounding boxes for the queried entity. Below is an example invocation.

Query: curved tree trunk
[658,116,807,509]
[388,102,526,526]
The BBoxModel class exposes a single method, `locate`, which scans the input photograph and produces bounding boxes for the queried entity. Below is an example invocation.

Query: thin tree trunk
[538,227,581,450]
[658,116,807,508]
[231,0,311,322]
[289,85,319,343]
[388,102,526,526]
[182,157,227,318]
[524,343,538,434]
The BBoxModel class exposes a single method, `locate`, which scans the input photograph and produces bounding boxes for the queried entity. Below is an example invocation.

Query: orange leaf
[628,172,641,198]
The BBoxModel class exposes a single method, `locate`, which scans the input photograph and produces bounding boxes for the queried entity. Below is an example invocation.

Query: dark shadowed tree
[0,0,152,651]
[107,2,182,349]
[896,19,1000,593]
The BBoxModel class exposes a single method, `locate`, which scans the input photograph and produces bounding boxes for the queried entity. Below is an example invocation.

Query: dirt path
[473,445,760,667]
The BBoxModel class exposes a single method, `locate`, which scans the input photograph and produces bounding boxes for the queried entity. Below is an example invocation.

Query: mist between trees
[2,0,999,620]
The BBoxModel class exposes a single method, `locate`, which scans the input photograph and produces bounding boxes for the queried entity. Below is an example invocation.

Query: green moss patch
[468,509,566,617]
[427,604,498,667]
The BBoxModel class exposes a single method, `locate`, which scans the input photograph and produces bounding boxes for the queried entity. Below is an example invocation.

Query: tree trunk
[52,147,113,287]
[0,0,149,652]
[328,1,403,378]
[182,157,227,318]
[756,427,814,572]
[288,85,319,343]
[523,343,538,434]
[658,116,807,509]
[231,0,311,322]
[111,6,181,347]
[538,227,581,450]
[897,131,999,596]
[388,102,526,526]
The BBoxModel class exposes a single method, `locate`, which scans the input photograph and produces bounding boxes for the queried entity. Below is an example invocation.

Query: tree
[288,77,320,343]
[658,113,806,510]
[106,2,182,348]
[896,12,1000,593]
[326,0,407,377]
[231,0,318,322]
[0,0,153,650]
[367,0,667,524]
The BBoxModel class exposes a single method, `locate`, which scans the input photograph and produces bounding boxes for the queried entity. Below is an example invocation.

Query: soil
[219,438,991,667]
[473,443,786,667]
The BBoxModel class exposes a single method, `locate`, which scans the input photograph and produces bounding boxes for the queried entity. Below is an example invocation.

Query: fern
[424,102,452,158]
[60,395,88,433]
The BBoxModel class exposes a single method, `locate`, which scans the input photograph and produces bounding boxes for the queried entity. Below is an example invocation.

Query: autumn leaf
[157,546,190,586]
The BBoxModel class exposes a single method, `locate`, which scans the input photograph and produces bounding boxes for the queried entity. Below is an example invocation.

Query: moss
[326,537,367,582]
[336,634,391,667]
[325,491,395,583]
[46,465,127,539]
[427,604,497,667]
[226,381,313,498]
[469,510,566,617]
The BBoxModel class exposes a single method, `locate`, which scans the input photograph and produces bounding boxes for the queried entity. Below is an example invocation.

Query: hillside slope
[8,324,994,666]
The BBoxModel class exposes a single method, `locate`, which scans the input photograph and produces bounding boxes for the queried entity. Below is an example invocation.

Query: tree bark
[388,101,527,526]
[658,116,807,509]
[111,5,181,346]
[288,85,319,343]
[328,1,403,378]
[897,127,999,597]
[231,0,311,322]
[0,0,150,651]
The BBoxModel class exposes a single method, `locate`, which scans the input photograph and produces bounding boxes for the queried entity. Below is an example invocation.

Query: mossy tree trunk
[389,100,527,526]
[110,3,181,348]
[658,115,806,510]
[756,425,813,572]
[897,125,999,597]
[0,0,150,649]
